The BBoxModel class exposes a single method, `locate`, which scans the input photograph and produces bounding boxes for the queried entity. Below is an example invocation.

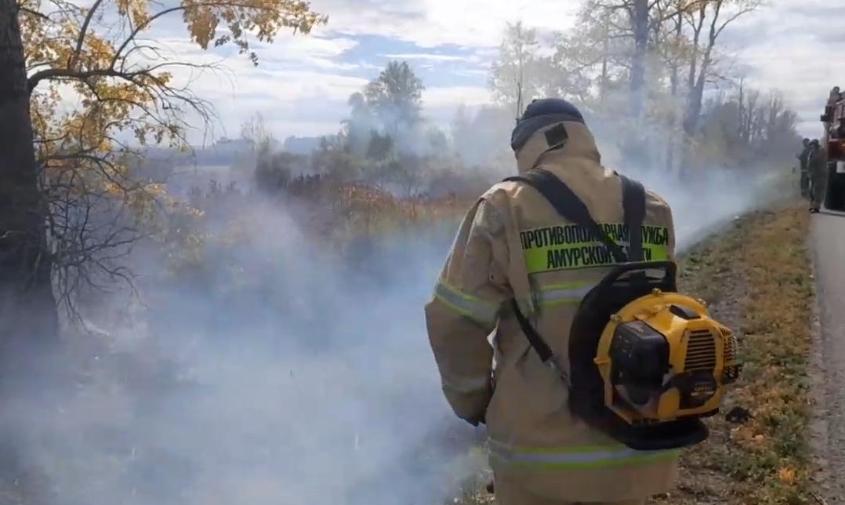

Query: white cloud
[137,37,368,142]
[138,14,504,143]
[184,68,367,141]
[381,53,466,62]
[150,31,362,71]
[419,85,493,132]
[423,85,490,108]
[308,0,842,139]
[729,0,844,137]
[144,41,368,99]
[311,0,579,47]
[258,35,361,70]
[115,0,844,144]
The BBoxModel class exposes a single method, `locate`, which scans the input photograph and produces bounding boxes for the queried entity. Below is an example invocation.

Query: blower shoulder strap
[510,298,555,363]
[620,175,646,261]
[502,169,647,367]
[504,169,628,263]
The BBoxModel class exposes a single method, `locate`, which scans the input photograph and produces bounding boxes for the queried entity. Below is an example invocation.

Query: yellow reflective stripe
[520,223,670,274]
[537,282,594,307]
[434,281,499,326]
[490,439,637,454]
[489,438,680,470]
[525,243,669,274]
[490,448,679,470]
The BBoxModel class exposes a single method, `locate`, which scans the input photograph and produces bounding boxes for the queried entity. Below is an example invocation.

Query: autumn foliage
[13,0,325,312]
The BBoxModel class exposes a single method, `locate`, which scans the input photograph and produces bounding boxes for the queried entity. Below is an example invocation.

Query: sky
[147,0,842,144]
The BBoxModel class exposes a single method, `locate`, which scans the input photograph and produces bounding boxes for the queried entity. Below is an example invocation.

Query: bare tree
[241,112,274,153]
[490,21,541,120]
[682,0,761,135]
[44,156,144,322]
[585,0,697,117]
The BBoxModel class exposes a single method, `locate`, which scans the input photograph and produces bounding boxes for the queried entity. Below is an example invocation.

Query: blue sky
[149,0,841,144]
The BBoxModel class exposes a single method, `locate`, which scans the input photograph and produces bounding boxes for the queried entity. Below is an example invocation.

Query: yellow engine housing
[593,290,739,425]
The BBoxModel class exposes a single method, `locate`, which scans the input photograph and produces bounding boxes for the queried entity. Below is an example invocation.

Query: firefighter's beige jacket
[425,120,678,503]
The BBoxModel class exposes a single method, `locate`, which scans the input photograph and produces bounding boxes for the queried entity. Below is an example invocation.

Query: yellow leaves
[143,183,167,198]
[103,181,124,198]
[777,466,797,486]
[180,0,326,57]
[81,35,117,67]
[727,424,766,448]
[184,6,220,50]
[21,0,326,240]
[24,0,327,160]
[116,0,150,27]
[187,207,205,218]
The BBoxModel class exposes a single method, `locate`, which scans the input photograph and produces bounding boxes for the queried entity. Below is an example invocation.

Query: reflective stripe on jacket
[489,438,680,470]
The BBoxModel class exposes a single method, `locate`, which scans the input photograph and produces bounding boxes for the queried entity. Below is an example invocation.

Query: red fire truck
[821,87,845,210]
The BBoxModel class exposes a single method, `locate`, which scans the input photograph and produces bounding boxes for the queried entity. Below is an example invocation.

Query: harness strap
[621,175,646,261]
[510,299,554,363]
[504,170,628,263]
[503,169,647,366]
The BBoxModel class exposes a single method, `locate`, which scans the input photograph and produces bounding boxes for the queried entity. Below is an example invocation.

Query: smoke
[452,104,785,251]
[0,105,789,505]
[591,123,787,251]
[623,164,783,251]
[0,200,485,505]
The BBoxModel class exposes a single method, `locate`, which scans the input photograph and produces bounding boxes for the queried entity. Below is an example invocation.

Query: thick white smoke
[624,165,783,251]
[0,113,787,505]
[0,201,486,505]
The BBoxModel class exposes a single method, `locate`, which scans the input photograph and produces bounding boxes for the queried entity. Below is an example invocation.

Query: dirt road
[811,211,845,502]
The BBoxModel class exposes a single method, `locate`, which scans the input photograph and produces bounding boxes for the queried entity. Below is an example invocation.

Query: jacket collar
[515,121,602,174]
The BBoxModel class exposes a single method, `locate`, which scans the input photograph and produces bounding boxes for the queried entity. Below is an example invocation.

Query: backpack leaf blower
[505,169,741,451]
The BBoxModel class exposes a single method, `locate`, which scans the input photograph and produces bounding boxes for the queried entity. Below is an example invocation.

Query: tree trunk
[0,0,58,346]
[683,68,707,135]
[600,20,609,102]
[666,12,682,175]
[629,0,649,119]
[683,1,721,137]
[737,78,746,143]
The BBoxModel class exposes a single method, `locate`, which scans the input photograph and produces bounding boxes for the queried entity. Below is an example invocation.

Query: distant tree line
[251,60,492,200]
[487,0,800,172]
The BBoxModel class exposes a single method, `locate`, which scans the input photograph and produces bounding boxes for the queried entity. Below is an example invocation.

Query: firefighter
[798,138,811,198]
[425,98,678,505]
[809,139,827,213]
[829,86,841,105]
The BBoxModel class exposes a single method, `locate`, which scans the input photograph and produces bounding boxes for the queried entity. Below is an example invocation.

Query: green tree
[343,91,376,156]
[366,131,394,161]
[363,61,424,137]
[241,112,274,153]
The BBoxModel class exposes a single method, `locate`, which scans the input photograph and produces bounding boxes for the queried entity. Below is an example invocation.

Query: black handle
[620,418,709,451]
[593,261,677,293]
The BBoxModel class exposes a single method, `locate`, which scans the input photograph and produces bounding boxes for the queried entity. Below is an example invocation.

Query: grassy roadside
[656,203,814,505]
